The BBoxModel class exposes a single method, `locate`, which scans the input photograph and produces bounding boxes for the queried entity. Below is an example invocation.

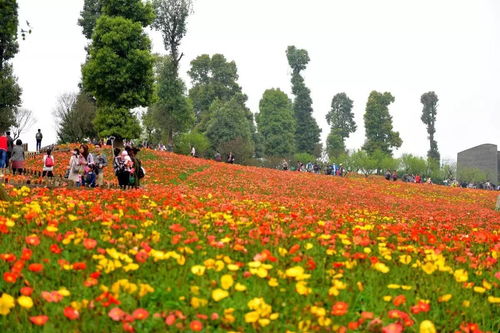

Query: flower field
[1,148,499,332]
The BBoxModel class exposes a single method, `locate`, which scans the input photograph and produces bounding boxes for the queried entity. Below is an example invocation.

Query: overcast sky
[12,0,500,161]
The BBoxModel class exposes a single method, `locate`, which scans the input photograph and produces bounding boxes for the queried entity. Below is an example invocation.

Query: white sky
[12,0,500,161]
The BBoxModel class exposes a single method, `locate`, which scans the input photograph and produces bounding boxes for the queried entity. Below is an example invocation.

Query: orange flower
[108,307,125,321]
[393,295,406,307]
[25,235,40,246]
[132,308,149,320]
[20,287,33,296]
[28,263,44,272]
[190,320,203,331]
[30,315,49,326]
[83,238,97,250]
[3,272,17,283]
[331,301,349,316]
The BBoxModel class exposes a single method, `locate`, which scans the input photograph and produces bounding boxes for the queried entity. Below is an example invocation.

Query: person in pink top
[0,133,8,176]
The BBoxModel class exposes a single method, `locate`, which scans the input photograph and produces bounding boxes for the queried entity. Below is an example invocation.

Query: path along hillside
[0,146,499,332]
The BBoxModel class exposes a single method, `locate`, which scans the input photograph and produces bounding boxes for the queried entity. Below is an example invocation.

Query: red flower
[72,262,86,270]
[28,263,44,272]
[83,238,97,250]
[108,307,125,321]
[382,323,403,333]
[165,314,176,326]
[3,272,18,283]
[63,306,80,320]
[331,301,349,316]
[30,315,49,326]
[25,235,40,246]
[50,244,62,254]
[21,248,33,260]
[393,294,406,307]
[410,300,430,314]
[132,308,149,320]
[21,287,33,296]
[190,320,203,331]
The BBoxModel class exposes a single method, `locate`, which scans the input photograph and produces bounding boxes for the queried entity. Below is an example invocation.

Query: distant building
[457,144,499,184]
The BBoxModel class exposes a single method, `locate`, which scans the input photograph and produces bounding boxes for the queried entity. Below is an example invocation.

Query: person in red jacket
[0,133,8,176]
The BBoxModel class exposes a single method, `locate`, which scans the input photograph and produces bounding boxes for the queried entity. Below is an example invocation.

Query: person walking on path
[42,149,55,178]
[10,139,25,175]
[94,144,108,187]
[0,133,8,176]
[35,129,43,153]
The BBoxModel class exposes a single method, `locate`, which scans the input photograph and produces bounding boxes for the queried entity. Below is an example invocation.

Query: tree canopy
[363,91,402,156]
[421,91,440,163]
[326,92,356,158]
[256,89,296,157]
[286,46,321,155]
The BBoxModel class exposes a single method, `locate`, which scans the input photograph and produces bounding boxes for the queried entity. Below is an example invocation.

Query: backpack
[36,132,42,140]
[45,155,54,167]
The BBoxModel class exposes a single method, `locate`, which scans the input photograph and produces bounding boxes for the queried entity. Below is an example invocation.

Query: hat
[121,151,128,156]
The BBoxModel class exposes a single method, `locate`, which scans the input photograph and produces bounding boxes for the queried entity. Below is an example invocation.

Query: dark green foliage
[93,106,141,139]
[188,54,243,126]
[286,46,321,155]
[0,64,21,132]
[256,89,296,157]
[0,0,19,71]
[206,97,254,159]
[421,91,440,163]
[363,91,402,156]
[152,0,192,71]
[78,0,102,39]
[151,56,194,143]
[326,93,356,158]
[55,92,98,143]
[82,0,155,139]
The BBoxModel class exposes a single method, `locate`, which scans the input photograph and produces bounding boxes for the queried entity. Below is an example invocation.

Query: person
[68,148,83,186]
[282,159,289,171]
[415,174,422,183]
[190,146,196,157]
[0,133,7,176]
[6,131,13,168]
[80,144,96,187]
[426,177,433,184]
[215,152,222,162]
[227,152,235,164]
[131,147,144,188]
[35,129,43,153]
[10,139,25,175]
[391,170,398,181]
[385,170,391,180]
[42,149,55,178]
[94,144,108,187]
[114,149,132,188]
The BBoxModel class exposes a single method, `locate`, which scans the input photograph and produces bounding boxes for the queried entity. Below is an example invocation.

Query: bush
[174,132,210,156]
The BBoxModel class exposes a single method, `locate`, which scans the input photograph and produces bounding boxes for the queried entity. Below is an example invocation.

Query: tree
[326,93,356,159]
[78,0,103,40]
[256,89,296,157]
[206,97,254,160]
[399,153,427,176]
[363,91,402,156]
[82,0,155,140]
[152,0,193,72]
[286,46,321,155]
[174,131,209,156]
[421,91,440,164]
[0,0,21,132]
[11,108,35,140]
[349,150,377,177]
[53,92,98,143]
[151,56,194,144]
[188,54,243,126]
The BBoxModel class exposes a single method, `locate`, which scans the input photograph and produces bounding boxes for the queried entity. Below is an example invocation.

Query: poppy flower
[108,307,125,321]
[331,302,349,316]
[28,263,44,272]
[63,306,80,320]
[30,315,49,325]
[132,308,149,320]
[190,320,203,331]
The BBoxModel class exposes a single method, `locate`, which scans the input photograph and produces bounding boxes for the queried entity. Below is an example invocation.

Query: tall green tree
[363,91,402,156]
[420,91,440,163]
[326,92,356,158]
[0,0,21,132]
[286,46,321,155]
[150,55,194,143]
[206,96,254,160]
[152,0,192,72]
[78,0,102,40]
[256,89,296,157]
[82,0,155,140]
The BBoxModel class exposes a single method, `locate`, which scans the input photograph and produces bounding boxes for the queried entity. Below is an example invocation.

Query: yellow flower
[286,266,305,278]
[462,300,470,307]
[487,296,500,303]
[58,287,71,297]
[296,281,311,295]
[454,269,468,282]
[211,289,229,302]
[0,294,15,316]
[221,274,234,290]
[399,255,412,264]
[438,294,452,302]
[17,296,33,309]
[401,285,412,290]
[373,262,390,273]
[191,297,208,308]
[268,278,279,287]
[421,262,436,274]
[419,320,436,333]
[191,265,206,276]
[258,318,271,327]
[245,311,259,323]
[235,283,247,291]
[473,286,486,293]
[227,264,239,271]
[387,284,400,289]
[383,296,392,302]
[357,281,364,291]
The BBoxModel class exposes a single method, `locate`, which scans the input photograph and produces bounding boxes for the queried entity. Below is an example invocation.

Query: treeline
[2,0,441,171]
